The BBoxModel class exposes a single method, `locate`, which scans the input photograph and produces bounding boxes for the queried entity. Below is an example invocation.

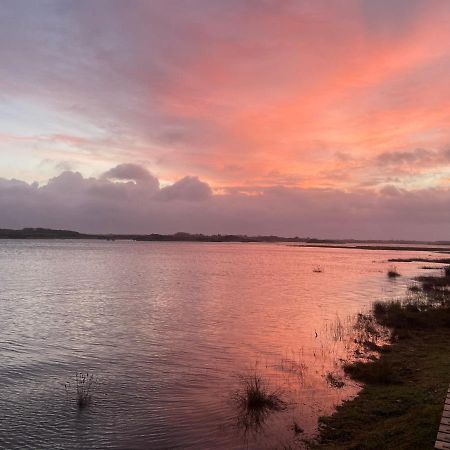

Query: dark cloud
[375,147,450,168]
[0,167,449,240]
[102,163,159,187]
[376,148,435,166]
[158,176,212,201]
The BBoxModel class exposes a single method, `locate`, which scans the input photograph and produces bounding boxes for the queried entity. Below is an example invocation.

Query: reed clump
[235,374,286,412]
[233,373,286,433]
[65,372,98,409]
[387,266,400,278]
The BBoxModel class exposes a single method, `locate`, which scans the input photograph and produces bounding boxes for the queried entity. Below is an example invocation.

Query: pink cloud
[0,165,449,240]
[0,0,450,231]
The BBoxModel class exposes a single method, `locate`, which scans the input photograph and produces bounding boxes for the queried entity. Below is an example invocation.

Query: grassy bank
[312,268,450,450]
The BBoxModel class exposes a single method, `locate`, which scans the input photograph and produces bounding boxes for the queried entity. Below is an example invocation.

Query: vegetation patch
[234,374,287,433]
[65,372,98,409]
[311,269,450,450]
[387,266,401,278]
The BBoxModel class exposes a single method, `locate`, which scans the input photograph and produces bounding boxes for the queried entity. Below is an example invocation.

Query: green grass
[311,270,450,450]
[314,329,450,449]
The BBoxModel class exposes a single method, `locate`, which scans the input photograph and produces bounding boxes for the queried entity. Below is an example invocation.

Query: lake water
[0,240,444,449]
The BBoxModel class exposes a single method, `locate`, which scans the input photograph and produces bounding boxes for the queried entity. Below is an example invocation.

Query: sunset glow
[1,1,450,238]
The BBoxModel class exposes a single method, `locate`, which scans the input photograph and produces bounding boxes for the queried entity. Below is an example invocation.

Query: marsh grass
[325,372,345,389]
[387,265,400,278]
[444,265,450,278]
[343,357,398,385]
[65,372,98,409]
[292,420,304,435]
[408,283,420,292]
[233,373,287,433]
[236,374,286,412]
[313,268,450,450]
[278,356,307,381]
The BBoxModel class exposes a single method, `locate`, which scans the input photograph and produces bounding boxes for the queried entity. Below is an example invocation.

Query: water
[0,240,444,449]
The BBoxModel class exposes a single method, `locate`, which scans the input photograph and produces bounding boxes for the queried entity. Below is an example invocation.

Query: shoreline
[1,228,450,248]
[294,244,450,253]
[309,263,450,449]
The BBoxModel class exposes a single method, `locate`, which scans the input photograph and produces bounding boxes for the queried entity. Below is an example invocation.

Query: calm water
[0,240,444,449]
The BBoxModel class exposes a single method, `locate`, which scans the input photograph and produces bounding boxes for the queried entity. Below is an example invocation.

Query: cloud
[102,163,159,188]
[376,148,436,166]
[2,1,450,190]
[0,166,449,240]
[158,176,212,201]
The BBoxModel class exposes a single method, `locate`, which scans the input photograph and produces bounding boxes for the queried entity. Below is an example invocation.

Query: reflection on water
[0,240,440,449]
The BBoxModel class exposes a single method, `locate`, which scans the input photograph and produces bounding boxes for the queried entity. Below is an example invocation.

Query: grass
[292,420,304,435]
[234,374,287,433]
[388,258,450,264]
[387,266,401,278]
[325,372,346,389]
[310,270,450,449]
[65,372,98,409]
[235,374,286,412]
[343,357,399,385]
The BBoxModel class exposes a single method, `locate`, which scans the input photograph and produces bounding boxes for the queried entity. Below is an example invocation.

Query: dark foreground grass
[311,269,450,450]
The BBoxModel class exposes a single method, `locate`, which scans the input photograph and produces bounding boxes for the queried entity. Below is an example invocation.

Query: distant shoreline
[1,228,450,250]
[294,244,450,253]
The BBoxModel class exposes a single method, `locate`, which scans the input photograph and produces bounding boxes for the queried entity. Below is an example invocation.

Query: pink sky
[0,0,449,238]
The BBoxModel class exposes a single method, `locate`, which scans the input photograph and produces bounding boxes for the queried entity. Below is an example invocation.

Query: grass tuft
[387,266,400,278]
[65,372,98,409]
[235,374,286,412]
[325,372,346,389]
[234,373,287,433]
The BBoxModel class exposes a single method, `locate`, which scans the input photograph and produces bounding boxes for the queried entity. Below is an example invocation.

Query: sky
[0,0,449,239]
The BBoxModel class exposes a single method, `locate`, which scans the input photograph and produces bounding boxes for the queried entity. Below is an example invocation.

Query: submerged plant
[65,372,98,409]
